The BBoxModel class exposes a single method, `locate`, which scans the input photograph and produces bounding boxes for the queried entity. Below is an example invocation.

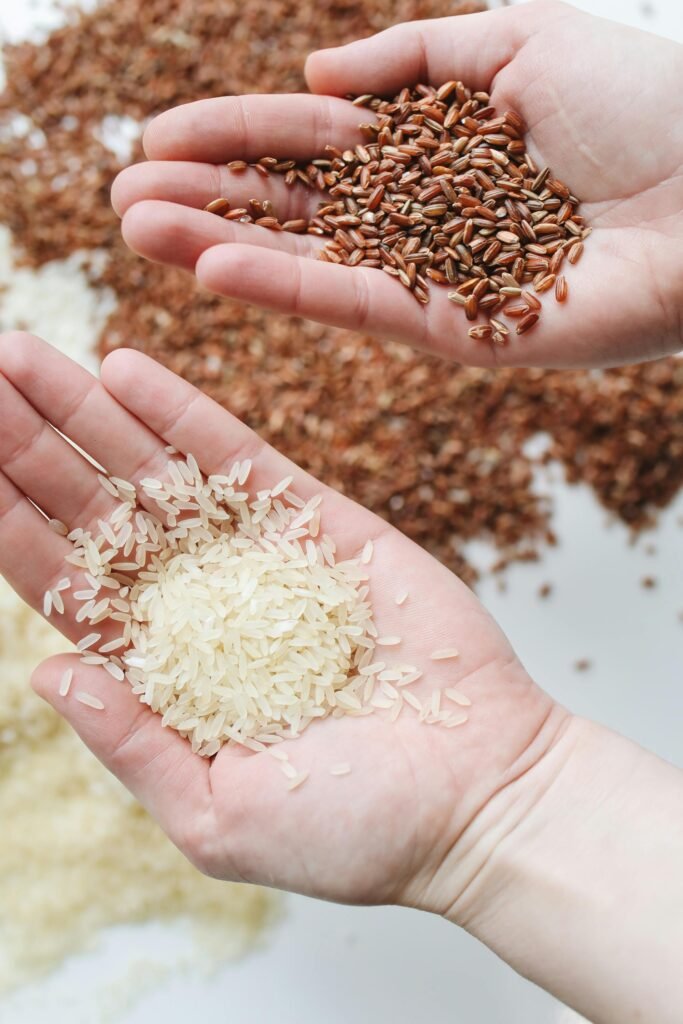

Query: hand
[0,330,563,908]
[3,336,682,1022]
[112,0,683,369]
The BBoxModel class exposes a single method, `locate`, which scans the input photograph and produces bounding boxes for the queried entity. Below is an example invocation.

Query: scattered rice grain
[74,692,105,711]
[430,647,460,660]
[58,668,73,697]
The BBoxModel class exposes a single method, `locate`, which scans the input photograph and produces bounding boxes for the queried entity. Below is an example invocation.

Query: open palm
[0,332,563,910]
[112,0,683,369]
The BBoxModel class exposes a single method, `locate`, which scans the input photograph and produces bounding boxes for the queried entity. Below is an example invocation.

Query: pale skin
[0,333,561,906]
[111,1,683,368]
[1,2,682,1022]
[0,333,681,1024]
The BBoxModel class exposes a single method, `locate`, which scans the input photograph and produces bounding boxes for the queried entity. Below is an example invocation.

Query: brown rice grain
[555,276,568,302]
[516,312,540,335]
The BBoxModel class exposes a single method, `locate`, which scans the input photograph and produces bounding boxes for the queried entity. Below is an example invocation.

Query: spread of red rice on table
[0,0,680,589]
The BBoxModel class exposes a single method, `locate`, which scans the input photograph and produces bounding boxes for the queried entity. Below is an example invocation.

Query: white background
[0,1,681,1022]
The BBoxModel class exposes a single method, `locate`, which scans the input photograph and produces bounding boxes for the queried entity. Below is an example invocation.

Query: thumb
[32,655,211,846]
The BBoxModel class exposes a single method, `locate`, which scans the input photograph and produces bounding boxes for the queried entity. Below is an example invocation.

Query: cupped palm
[111,0,683,368]
[0,332,563,909]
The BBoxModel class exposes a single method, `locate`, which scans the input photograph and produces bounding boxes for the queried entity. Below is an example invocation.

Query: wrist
[437,716,683,1023]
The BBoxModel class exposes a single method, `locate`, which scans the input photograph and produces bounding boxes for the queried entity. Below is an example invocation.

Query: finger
[111,160,320,220]
[100,349,389,554]
[194,242,434,348]
[121,200,321,272]
[32,654,212,852]
[0,332,172,496]
[194,239,660,371]
[142,93,365,164]
[305,5,539,97]
[101,347,321,496]
[0,371,114,530]
[0,470,93,645]
[197,242,638,371]
[0,466,144,652]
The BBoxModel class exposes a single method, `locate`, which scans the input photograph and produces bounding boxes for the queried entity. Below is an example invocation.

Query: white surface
[0,0,681,1022]
[0,228,114,374]
[472,464,683,766]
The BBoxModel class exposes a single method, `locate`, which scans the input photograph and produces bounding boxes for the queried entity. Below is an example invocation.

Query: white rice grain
[237,459,252,486]
[430,647,460,661]
[75,692,105,711]
[403,691,423,713]
[97,474,119,498]
[270,475,293,498]
[76,633,101,652]
[58,668,73,697]
[99,637,126,653]
[445,688,472,707]
[286,772,309,791]
[59,455,466,781]
[267,747,289,762]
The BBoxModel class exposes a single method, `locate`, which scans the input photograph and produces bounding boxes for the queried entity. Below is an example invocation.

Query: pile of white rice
[49,454,468,771]
[0,577,277,995]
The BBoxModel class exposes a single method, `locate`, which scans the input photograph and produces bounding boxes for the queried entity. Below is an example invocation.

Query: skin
[0,331,566,905]
[111,1,683,369]
[2,4,682,1018]
[1,334,682,1024]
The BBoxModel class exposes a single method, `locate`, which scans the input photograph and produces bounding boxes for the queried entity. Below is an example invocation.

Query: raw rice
[287,772,309,791]
[445,713,469,728]
[99,637,126,653]
[207,84,589,339]
[97,474,119,498]
[403,691,423,712]
[266,747,289,762]
[76,633,101,652]
[74,692,105,711]
[80,654,108,666]
[58,668,73,697]
[445,687,471,707]
[57,455,469,766]
[430,648,460,660]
